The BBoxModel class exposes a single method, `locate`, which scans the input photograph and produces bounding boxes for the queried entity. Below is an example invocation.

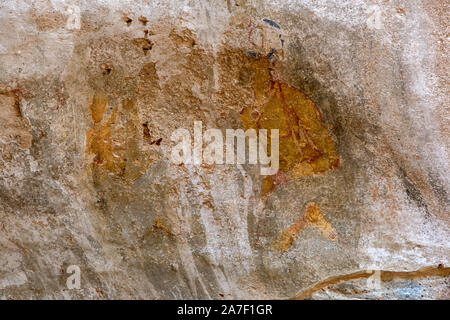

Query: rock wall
[0,0,448,299]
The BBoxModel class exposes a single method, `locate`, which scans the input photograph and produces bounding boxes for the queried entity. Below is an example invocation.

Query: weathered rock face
[0,0,448,299]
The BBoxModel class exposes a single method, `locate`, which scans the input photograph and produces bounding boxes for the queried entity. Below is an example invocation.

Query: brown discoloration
[141,215,173,241]
[153,215,172,235]
[101,64,112,75]
[123,16,133,26]
[152,138,162,146]
[169,29,197,47]
[132,38,153,55]
[396,8,406,16]
[0,90,32,149]
[142,122,152,143]
[138,16,148,26]
[142,122,162,146]
[136,28,216,137]
[273,202,337,251]
[138,62,160,97]
[31,10,66,31]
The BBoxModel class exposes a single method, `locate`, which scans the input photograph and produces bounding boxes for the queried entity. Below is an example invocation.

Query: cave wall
[0,0,448,299]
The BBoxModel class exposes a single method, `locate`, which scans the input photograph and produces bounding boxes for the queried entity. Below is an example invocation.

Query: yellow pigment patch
[141,215,173,241]
[85,91,155,183]
[272,202,337,251]
[89,90,108,123]
[240,58,339,195]
[152,215,172,235]
[304,202,337,240]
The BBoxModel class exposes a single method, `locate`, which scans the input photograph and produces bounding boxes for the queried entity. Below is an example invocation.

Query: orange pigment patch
[141,215,173,241]
[85,90,156,183]
[152,215,172,235]
[89,91,108,123]
[240,58,339,196]
[272,202,337,251]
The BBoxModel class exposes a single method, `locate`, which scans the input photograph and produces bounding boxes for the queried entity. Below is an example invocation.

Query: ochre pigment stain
[141,215,173,240]
[272,202,337,251]
[240,57,339,196]
[89,91,108,123]
[0,89,32,149]
[85,90,155,183]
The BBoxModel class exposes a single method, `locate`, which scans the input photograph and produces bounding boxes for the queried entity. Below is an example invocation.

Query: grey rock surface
[0,0,448,299]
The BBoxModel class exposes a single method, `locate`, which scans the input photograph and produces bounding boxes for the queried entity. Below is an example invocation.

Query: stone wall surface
[0,0,448,299]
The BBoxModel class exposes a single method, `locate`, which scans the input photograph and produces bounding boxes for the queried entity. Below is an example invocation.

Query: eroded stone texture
[0,0,448,299]
[0,89,32,149]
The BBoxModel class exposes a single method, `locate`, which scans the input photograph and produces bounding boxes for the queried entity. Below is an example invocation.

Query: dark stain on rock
[153,138,162,146]
[101,63,112,75]
[138,16,148,25]
[427,170,449,209]
[132,38,153,55]
[399,167,431,218]
[123,16,133,26]
[142,122,152,143]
